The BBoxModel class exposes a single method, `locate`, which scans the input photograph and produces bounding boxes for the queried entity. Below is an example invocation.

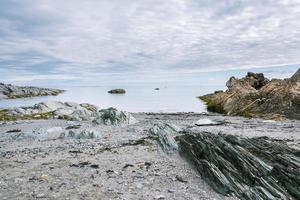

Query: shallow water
[0,85,224,112]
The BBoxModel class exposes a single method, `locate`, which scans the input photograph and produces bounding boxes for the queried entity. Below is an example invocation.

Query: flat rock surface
[0,113,299,200]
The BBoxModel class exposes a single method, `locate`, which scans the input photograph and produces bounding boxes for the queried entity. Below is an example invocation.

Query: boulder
[149,123,181,152]
[199,68,300,120]
[176,132,300,200]
[93,107,137,125]
[108,89,126,94]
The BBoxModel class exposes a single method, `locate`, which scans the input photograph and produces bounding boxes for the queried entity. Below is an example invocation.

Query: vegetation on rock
[199,68,300,120]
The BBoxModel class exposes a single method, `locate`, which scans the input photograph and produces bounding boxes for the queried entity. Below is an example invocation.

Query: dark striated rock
[199,68,300,120]
[0,83,64,100]
[148,123,181,153]
[176,132,300,200]
[108,88,126,94]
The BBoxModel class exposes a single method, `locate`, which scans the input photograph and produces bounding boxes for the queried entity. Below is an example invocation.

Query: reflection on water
[0,85,224,113]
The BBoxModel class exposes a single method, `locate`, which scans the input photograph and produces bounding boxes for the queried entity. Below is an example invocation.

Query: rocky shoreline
[199,68,300,120]
[0,101,299,199]
[0,83,64,100]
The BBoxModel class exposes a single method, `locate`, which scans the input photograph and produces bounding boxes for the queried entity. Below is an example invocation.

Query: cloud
[0,0,300,84]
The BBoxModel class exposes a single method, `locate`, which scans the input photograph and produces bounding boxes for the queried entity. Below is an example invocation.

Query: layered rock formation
[0,101,137,125]
[148,123,181,153]
[176,132,300,200]
[199,68,300,120]
[0,83,64,100]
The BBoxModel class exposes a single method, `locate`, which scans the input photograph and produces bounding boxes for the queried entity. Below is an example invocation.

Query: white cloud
[0,0,300,83]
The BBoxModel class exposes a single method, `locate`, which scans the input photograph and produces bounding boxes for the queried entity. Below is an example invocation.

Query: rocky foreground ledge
[0,102,299,199]
[0,83,64,100]
[199,68,300,120]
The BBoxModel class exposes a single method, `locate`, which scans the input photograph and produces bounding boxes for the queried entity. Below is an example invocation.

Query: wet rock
[176,132,300,200]
[93,107,137,125]
[149,123,180,153]
[108,88,126,94]
[199,68,300,120]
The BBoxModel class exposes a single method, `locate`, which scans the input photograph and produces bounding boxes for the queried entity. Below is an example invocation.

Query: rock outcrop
[199,68,300,120]
[176,132,300,200]
[0,83,64,100]
[0,101,137,125]
[108,88,126,94]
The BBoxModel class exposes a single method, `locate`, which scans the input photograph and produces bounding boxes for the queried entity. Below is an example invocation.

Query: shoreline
[1,107,299,199]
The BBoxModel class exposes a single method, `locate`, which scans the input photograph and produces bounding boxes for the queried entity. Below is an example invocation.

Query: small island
[108,88,126,94]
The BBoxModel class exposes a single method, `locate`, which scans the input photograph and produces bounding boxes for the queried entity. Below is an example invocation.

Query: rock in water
[0,83,64,100]
[199,68,300,120]
[176,132,300,200]
[93,107,137,125]
[149,123,180,152]
[108,88,126,94]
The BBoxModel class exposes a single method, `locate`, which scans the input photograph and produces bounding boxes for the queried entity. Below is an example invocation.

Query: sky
[0,0,300,86]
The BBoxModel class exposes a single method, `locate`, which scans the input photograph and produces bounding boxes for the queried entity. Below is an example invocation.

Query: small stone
[154,195,165,199]
[168,189,175,193]
[175,175,188,183]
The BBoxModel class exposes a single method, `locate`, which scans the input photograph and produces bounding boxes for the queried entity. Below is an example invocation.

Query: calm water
[0,85,224,113]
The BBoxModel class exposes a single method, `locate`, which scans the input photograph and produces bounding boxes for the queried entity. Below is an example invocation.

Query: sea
[0,85,225,113]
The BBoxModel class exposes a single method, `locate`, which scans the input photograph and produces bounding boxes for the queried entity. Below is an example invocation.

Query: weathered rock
[1,101,95,121]
[199,68,300,120]
[0,83,64,100]
[108,88,126,94]
[149,123,181,152]
[195,118,225,126]
[93,107,137,125]
[176,132,300,200]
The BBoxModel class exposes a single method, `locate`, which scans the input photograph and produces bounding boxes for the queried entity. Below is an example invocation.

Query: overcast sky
[0,0,300,85]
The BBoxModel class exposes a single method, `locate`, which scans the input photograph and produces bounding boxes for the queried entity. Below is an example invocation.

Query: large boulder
[199,68,300,120]
[93,107,137,125]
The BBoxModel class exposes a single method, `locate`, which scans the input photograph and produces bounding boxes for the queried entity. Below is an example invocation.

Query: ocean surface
[0,85,225,113]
